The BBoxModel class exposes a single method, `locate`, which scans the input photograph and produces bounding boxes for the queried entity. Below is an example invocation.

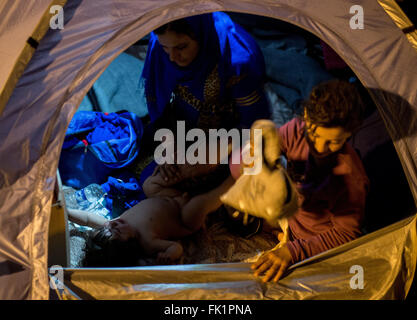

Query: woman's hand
[157,162,218,184]
[251,245,292,282]
[157,163,182,183]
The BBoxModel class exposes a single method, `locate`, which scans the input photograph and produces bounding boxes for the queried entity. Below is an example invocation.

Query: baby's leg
[143,166,184,198]
[151,239,184,264]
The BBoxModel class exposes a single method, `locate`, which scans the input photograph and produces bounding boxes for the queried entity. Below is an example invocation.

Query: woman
[138,11,271,190]
[141,11,270,129]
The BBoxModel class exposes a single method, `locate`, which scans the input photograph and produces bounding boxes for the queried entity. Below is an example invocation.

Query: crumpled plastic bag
[221,119,298,226]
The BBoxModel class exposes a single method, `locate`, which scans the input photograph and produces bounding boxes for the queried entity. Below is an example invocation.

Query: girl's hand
[251,245,292,282]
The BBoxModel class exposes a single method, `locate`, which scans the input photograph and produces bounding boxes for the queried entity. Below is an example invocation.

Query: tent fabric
[0,0,417,300]
[378,0,417,51]
[55,215,416,300]
[0,0,68,114]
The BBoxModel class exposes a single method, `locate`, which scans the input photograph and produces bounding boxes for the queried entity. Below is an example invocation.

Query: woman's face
[157,30,200,67]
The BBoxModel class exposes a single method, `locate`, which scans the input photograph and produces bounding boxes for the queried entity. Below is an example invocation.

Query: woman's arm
[229,67,271,129]
[180,175,235,232]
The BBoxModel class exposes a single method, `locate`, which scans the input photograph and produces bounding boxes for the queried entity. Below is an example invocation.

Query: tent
[0,0,416,300]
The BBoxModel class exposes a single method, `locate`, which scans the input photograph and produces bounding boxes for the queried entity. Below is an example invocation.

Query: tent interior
[52,11,416,276]
[2,0,416,301]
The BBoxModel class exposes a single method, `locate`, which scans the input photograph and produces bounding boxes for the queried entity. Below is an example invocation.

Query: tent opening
[50,12,416,271]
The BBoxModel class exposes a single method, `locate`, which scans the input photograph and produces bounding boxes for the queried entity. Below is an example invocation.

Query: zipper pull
[82,139,88,154]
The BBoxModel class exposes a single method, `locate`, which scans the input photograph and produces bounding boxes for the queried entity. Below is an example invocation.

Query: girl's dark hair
[303,79,366,133]
[154,18,197,40]
[81,228,143,267]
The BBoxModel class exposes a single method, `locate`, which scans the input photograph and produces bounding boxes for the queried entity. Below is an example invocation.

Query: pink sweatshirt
[278,118,369,264]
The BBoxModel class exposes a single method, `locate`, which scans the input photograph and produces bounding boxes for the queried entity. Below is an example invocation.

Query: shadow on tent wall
[351,87,417,234]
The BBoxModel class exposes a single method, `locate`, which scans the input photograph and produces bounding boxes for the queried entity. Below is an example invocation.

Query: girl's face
[157,30,200,67]
[305,122,351,158]
[304,110,352,158]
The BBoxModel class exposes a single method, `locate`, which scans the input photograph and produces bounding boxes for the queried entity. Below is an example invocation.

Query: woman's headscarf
[140,12,265,122]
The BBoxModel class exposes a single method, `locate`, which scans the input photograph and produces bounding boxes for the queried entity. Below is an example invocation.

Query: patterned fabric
[234,90,262,107]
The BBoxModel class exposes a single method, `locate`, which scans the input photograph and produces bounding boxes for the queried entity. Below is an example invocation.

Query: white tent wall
[0,0,416,299]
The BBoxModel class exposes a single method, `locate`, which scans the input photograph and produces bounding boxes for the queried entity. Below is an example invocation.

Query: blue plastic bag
[59,111,143,189]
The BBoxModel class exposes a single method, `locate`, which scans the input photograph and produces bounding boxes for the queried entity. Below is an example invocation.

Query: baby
[80,162,233,266]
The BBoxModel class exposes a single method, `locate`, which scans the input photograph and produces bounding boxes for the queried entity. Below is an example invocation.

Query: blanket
[79,52,148,118]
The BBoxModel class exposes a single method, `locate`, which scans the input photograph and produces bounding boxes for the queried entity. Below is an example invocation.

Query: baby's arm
[66,207,108,229]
